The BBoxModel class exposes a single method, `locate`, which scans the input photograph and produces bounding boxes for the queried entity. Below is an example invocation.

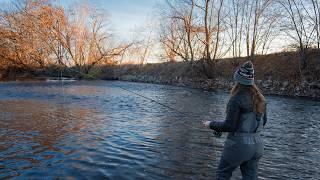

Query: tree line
[158,0,320,76]
[0,0,133,76]
[0,0,320,78]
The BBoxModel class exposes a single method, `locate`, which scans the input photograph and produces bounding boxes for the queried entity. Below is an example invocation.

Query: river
[0,80,319,179]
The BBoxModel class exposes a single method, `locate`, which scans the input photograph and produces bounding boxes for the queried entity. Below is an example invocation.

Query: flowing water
[0,80,319,179]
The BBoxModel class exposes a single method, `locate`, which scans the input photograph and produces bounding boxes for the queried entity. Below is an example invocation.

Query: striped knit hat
[234,61,254,85]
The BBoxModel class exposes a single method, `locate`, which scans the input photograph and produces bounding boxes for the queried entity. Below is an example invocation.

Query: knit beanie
[234,61,254,85]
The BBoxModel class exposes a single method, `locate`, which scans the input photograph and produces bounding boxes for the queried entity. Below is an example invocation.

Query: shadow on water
[0,81,319,179]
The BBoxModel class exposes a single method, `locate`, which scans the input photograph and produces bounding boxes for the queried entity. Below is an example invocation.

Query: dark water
[0,81,319,179]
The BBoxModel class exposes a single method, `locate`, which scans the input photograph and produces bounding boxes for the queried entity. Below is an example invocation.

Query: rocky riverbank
[1,68,319,99]
[100,51,320,99]
[116,74,320,99]
[1,51,319,99]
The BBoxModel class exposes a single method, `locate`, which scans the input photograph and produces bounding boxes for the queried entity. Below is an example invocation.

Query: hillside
[100,51,320,99]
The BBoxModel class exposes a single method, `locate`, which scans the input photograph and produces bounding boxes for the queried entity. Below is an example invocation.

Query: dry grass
[2,50,319,83]
[103,50,320,83]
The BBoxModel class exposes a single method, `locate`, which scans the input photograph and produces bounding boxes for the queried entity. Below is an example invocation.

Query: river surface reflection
[0,81,319,179]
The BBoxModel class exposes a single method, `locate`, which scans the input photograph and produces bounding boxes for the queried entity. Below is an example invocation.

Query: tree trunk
[213,0,224,60]
[204,0,211,60]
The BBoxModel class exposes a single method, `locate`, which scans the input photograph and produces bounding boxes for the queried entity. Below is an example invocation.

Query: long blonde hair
[230,83,266,113]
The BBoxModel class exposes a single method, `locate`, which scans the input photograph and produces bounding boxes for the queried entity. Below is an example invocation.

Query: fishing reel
[213,130,222,137]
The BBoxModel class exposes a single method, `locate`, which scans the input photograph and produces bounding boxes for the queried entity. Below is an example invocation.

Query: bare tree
[226,0,245,58]
[0,0,55,70]
[278,0,315,70]
[309,0,320,52]
[245,0,272,61]
[159,15,193,61]
[0,0,135,77]
[195,0,225,61]
[223,0,275,60]
[159,0,199,62]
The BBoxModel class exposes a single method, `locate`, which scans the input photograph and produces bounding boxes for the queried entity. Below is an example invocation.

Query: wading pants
[216,135,264,180]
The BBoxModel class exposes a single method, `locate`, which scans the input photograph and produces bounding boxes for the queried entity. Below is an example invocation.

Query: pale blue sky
[63,0,159,39]
[0,0,160,40]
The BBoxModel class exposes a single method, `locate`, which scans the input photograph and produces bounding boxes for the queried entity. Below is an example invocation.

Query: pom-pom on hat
[234,61,254,85]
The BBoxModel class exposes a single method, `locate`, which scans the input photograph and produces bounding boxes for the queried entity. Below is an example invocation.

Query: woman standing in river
[204,61,267,180]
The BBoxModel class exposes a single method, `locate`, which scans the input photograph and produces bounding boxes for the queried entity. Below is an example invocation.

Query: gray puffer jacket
[209,92,267,139]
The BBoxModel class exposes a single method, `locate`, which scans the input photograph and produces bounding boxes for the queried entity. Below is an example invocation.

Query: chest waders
[216,112,264,180]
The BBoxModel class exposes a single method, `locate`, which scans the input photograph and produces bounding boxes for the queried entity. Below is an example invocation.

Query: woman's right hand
[203,121,211,129]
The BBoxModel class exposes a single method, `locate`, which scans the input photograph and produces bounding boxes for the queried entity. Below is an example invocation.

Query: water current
[0,81,319,179]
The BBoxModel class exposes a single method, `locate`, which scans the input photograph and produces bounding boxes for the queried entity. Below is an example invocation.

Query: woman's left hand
[203,121,211,128]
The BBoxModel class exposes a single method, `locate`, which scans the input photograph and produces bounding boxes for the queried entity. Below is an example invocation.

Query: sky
[0,0,160,40]
[60,0,160,40]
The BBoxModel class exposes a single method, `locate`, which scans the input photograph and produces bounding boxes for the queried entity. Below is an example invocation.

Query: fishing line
[58,65,221,136]
[60,66,192,116]
[116,85,192,117]
[114,82,223,137]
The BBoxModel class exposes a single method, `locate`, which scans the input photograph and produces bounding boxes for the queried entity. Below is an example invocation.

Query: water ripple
[0,81,319,179]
